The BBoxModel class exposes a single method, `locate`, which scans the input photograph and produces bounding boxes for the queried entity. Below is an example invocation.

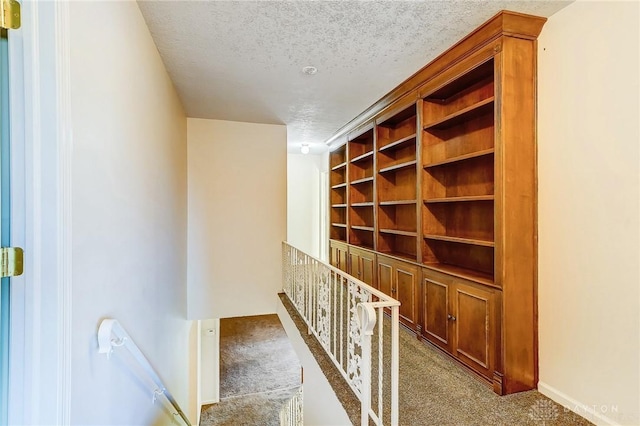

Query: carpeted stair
[199,314,302,426]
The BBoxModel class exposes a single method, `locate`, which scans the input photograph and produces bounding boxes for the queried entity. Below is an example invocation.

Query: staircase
[199,315,302,426]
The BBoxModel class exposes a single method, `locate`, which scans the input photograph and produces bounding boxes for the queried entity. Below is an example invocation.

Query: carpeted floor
[199,314,302,426]
[279,293,593,426]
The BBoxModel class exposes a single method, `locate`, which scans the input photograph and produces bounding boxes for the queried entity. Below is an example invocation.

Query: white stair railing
[97,319,191,426]
[279,386,303,426]
[282,242,400,426]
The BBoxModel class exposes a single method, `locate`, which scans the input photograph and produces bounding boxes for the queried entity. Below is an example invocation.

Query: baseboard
[538,381,621,426]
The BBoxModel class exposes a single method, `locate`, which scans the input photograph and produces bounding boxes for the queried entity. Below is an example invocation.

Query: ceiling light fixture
[301,144,310,154]
[302,66,318,75]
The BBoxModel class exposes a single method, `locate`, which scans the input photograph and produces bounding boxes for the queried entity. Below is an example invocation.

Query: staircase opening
[200,315,302,426]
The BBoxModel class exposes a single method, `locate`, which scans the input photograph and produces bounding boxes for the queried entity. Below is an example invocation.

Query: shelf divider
[350,151,374,163]
[331,161,347,171]
[423,97,494,130]
[424,148,495,168]
[423,233,494,247]
[424,195,494,204]
[378,160,417,174]
[350,176,374,185]
[379,228,417,237]
[351,225,374,232]
[378,133,417,152]
[379,199,417,206]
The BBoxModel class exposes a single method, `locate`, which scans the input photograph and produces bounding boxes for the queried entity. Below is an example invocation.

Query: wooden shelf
[331,203,347,208]
[351,151,374,163]
[423,97,494,130]
[379,160,417,174]
[379,250,417,262]
[423,234,495,247]
[423,262,495,287]
[424,195,494,204]
[331,161,347,171]
[424,148,495,168]
[331,183,347,190]
[331,223,347,228]
[378,133,417,152]
[379,200,417,206]
[351,202,374,207]
[351,225,374,232]
[426,60,494,101]
[350,176,374,185]
[379,229,417,237]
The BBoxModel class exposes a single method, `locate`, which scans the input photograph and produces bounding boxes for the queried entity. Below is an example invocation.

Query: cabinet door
[349,251,361,278]
[453,282,495,379]
[330,241,349,272]
[394,263,418,326]
[360,252,376,288]
[330,243,340,268]
[348,247,376,287]
[377,258,393,297]
[337,245,348,273]
[422,275,452,352]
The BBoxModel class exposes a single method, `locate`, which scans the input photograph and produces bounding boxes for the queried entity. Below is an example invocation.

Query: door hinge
[1,247,23,277]
[0,0,20,30]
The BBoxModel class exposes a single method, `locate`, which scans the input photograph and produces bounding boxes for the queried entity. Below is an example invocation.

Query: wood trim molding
[326,10,546,149]
[54,1,73,423]
[7,1,73,423]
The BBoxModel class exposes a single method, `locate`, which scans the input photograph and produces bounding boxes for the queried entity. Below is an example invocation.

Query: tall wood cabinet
[328,11,545,395]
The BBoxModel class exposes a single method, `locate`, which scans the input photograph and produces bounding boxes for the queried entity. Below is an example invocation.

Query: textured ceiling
[138,0,571,152]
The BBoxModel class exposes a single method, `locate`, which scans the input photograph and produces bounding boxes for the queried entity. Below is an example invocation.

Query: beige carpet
[279,293,593,426]
[200,314,302,426]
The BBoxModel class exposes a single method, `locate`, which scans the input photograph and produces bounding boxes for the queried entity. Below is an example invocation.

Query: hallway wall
[68,1,191,424]
[537,1,639,424]
[287,152,327,259]
[187,118,287,319]
[277,299,351,426]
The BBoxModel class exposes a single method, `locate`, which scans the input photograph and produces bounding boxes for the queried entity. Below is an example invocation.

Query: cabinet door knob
[447,314,456,321]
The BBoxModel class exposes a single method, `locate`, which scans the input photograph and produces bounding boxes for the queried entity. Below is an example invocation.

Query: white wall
[68,2,192,424]
[187,118,287,319]
[277,300,351,426]
[537,1,639,424]
[287,153,327,258]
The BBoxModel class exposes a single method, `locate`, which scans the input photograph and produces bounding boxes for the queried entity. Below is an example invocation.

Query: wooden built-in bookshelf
[328,10,545,396]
